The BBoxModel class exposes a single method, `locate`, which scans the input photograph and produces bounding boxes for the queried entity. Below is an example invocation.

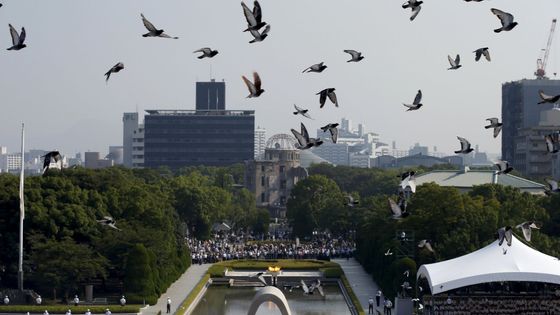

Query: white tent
[417,235,560,295]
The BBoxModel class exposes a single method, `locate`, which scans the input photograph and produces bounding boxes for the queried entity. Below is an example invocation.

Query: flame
[268,266,281,272]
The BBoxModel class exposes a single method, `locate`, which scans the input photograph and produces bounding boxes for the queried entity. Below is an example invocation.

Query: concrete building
[123,112,141,167]
[108,146,124,165]
[502,79,560,174]
[132,125,145,168]
[341,118,351,132]
[0,153,22,173]
[409,143,429,156]
[373,153,463,169]
[349,152,370,168]
[254,127,266,159]
[245,134,308,218]
[84,152,114,169]
[311,141,349,166]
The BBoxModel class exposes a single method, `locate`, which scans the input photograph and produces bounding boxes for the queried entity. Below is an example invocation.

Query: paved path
[140,263,210,315]
[334,258,384,315]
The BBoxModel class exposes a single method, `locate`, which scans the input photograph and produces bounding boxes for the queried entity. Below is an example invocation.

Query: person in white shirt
[3,296,9,305]
[36,295,42,305]
[85,309,91,315]
[105,308,111,315]
[65,309,72,315]
[73,295,80,306]
[166,297,171,314]
[368,297,375,314]
[120,295,126,306]
[43,310,49,315]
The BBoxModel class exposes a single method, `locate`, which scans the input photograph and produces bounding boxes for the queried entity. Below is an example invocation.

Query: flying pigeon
[97,216,121,231]
[42,151,62,175]
[242,72,264,97]
[516,221,539,242]
[447,54,462,70]
[389,198,409,219]
[317,88,338,108]
[400,171,416,193]
[403,90,423,111]
[485,118,502,138]
[302,62,327,73]
[491,8,518,33]
[455,136,474,154]
[140,14,178,39]
[241,1,266,32]
[293,104,312,119]
[474,47,491,62]
[250,272,267,286]
[104,62,124,83]
[291,123,322,150]
[248,25,270,43]
[398,171,416,181]
[403,270,410,278]
[494,160,513,175]
[345,195,359,207]
[497,226,513,246]
[402,0,423,21]
[344,50,364,62]
[384,249,393,256]
[193,48,219,59]
[538,90,560,104]
[546,179,560,194]
[418,240,434,253]
[545,133,559,153]
[7,24,26,50]
[320,123,339,143]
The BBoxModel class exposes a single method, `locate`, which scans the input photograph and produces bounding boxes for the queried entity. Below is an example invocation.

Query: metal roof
[415,169,545,191]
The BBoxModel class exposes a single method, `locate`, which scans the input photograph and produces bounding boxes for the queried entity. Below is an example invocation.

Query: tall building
[254,127,266,159]
[502,79,560,170]
[196,80,225,110]
[123,112,140,167]
[341,118,352,132]
[132,125,145,168]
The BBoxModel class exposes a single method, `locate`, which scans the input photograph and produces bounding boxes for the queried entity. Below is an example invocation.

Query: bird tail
[494,28,502,33]
[320,126,328,132]
[454,150,461,154]
[293,112,299,115]
[197,55,204,59]
[538,100,546,104]
[484,125,491,129]
[105,72,111,83]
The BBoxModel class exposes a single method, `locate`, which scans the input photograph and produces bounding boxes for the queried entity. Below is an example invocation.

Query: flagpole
[18,122,24,292]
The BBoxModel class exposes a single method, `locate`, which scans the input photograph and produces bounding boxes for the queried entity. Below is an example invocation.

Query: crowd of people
[187,231,356,264]
[424,295,560,315]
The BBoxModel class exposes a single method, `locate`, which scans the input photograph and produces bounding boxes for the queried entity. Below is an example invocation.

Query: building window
[279,165,285,173]
[261,193,266,203]
[261,176,265,186]
[261,165,265,172]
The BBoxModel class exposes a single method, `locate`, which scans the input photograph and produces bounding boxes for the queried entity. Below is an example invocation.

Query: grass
[341,275,366,315]
[0,305,142,313]
[209,259,341,277]
[175,274,210,315]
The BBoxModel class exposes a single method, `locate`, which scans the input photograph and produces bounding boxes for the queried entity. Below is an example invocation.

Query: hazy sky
[1,0,560,156]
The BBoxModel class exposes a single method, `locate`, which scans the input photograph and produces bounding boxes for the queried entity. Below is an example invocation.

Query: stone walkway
[140,263,210,315]
[334,258,384,315]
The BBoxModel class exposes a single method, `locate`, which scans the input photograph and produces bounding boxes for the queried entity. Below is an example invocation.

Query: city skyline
[0,1,559,156]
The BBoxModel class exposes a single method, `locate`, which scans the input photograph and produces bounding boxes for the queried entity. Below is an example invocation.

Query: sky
[1,0,560,157]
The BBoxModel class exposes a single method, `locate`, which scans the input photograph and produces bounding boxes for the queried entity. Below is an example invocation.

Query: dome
[265,134,298,150]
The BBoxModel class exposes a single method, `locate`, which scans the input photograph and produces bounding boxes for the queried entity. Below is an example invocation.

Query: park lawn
[0,305,142,313]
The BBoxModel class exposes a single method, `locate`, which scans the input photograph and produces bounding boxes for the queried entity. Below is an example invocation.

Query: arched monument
[247,286,292,315]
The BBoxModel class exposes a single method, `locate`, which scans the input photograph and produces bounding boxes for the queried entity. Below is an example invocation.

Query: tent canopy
[417,235,560,295]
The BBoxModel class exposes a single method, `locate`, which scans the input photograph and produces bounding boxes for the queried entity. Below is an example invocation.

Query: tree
[124,244,157,304]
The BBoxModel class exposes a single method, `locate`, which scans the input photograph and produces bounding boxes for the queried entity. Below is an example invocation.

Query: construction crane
[535,18,557,79]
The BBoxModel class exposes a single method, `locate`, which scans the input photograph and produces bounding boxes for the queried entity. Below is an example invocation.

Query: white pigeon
[516,221,539,242]
[400,172,416,193]
[403,90,422,111]
[546,179,560,194]
[418,240,434,253]
[345,195,359,207]
[389,198,409,219]
[140,14,178,39]
[344,50,364,62]
[484,118,502,138]
[302,62,327,73]
[7,24,26,50]
[97,216,121,231]
[384,249,393,256]
[447,54,462,70]
[491,8,518,33]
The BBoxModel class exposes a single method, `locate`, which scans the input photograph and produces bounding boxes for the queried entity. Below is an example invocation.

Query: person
[3,295,9,305]
[105,308,111,315]
[36,295,42,305]
[65,309,72,315]
[120,295,126,306]
[85,309,91,315]
[43,310,49,315]
[73,295,80,306]
[166,297,171,314]
[376,290,382,307]
[368,296,375,314]
[383,298,388,315]
[386,299,393,315]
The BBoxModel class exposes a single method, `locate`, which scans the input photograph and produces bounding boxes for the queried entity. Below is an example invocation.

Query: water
[191,285,352,315]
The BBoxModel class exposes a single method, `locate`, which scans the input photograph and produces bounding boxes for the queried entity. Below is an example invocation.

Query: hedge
[0,305,141,313]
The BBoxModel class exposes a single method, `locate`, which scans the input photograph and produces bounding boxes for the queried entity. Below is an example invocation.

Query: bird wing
[317,285,324,297]
[253,72,262,90]
[486,118,499,125]
[291,129,307,147]
[141,14,157,32]
[504,228,513,246]
[495,160,506,172]
[545,135,555,153]
[455,54,461,65]
[413,90,422,105]
[42,155,51,171]
[327,90,338,106]
[344,49,359,59]
[253,0,263,24]
[261,24,271,36]
[457,136,470,151]
[103,216,113,221]
[418,240,426,248]
[257,274,267,286]
[301,111,312,119]
[539,90,553,101]
[410,5,421,21]
[482,49,491,61]
[547,179,558,191]
[474,49,482,61]
[300,280,309,294]
[300,123,310,141]
[494,126,502,138]
[294,104,303,112]
[18,27,26,45]
[491,8,513,26]
[318,90,327,108]
[8,24,19,46]
[448,55,456,67]
[241,2,257,26]
[158,33,178,39]
[388,198,402,216]
[193,48,211,54]
[330,127,338,143]
[497,227,505,245]
[242,75,257,94]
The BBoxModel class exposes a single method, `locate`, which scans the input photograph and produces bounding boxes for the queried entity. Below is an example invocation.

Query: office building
[132,125,145,168]
[255,127,266,159]
[84,152,113,169]
[196,80,225,110]
[123,112,141,167]
[107,146,124,165]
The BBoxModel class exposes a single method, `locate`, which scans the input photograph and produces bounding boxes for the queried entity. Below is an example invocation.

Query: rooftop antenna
[210,64,213,80]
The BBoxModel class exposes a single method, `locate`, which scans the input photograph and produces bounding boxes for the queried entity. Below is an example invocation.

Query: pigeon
[320,123,339,143]
[491,8,518,33]
[401,281,412,291]
[104,62,124,83]
[402,0,423,21]
[400,171,416,193]
[193,48,219,59]
[538,90,560,104]
[389,198,409,219]
[497,226,513,246]
[447,54,462,70]
[317,88,338,108]
[454,136,474,154]
[249,25,270,43]
[0,4,2,8]
[344,50,364,62]
[345,195,359,207]
[291,123,322,150]
[494,160,513,175]
[546,179,560,194]
[418,240,434,253]
[384,249,393,256]
[241,1,266,32]
[140,14,178,39]
[398,171,416,181]
[302,62,327,73]
[474,47,491,62]
[545,133,559,154]
[403,270,410,278]
[242,72,264,97]
[97,216,121,231]
[293,104,312,119]
[7,24,26,50]
[485,118,502,138]
[516,221,539,242]
[251,272,267,286]
[42,151,62,175]
[403,90,423,111]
